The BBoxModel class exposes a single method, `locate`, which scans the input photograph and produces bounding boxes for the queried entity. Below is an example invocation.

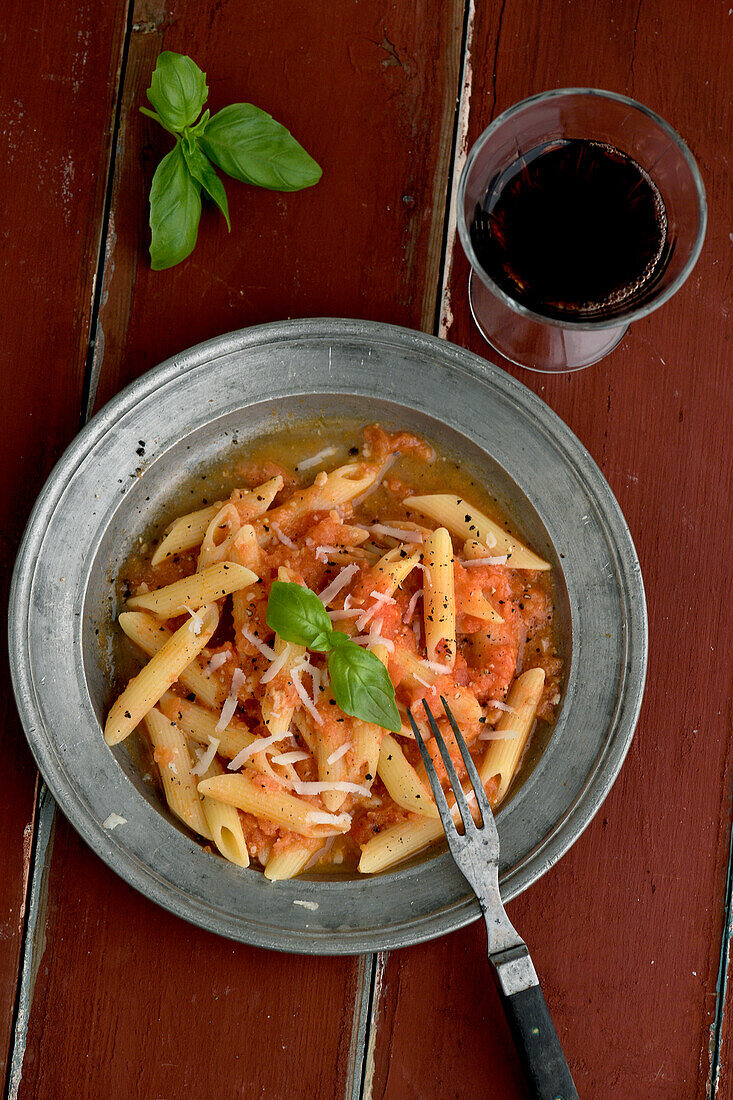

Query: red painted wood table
[1,1,731,1097]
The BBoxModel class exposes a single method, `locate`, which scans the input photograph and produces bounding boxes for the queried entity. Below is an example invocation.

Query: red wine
[470,139,668,320]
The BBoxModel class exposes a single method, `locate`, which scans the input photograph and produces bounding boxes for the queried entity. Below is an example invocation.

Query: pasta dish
[104,424,562,879]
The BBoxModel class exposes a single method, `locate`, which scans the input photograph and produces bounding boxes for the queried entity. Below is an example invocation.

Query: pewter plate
[9,319,647,954]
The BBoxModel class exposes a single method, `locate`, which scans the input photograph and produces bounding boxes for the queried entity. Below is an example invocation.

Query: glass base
[468,270,628,372]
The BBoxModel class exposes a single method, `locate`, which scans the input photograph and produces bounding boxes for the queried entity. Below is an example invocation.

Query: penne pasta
[377,734,438,818]
[118,611,225,708]
[354,721,381,782]
[358,815,445,874]
[260,462,382,534]
[198,773,351,838]
[406,495,550,570]
[105,605,219,745]
[143,708,213,840]
[264,840,322,881]
[231,476,284,524]
[458,590,503,624]
[108,422,563,879]
[423,527,456,666]
[151,504,221,567]
[479,667,545,802]
[158,693,255,761]
[127,561,258,618]
[374,545,422,594]
[197,503,242,571]
[198,756,250,867]
[261,635,306,736]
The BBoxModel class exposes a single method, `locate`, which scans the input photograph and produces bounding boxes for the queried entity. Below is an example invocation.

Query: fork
[408,697,579,1100]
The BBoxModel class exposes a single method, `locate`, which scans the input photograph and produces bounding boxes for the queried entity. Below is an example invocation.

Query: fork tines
[407,697,495,840]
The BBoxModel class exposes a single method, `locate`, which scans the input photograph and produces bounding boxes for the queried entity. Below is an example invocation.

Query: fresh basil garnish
[146,51,208,132]
[181,142,230,231]
[266,580,333,652]
[264,581,400,732]
[149,143,202,271]
[200,104,323,191]
[327,644,401,733]
[140,52,322,270]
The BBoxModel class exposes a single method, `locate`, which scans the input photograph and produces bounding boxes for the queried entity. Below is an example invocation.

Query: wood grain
[0,0,130,1086]
[90,0,466,412]
[13,1,466,1097]
[371,1,733,1097]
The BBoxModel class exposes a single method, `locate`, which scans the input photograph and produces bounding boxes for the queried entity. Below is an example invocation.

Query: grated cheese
[370,589,396,605]
[315,544,340,562]
[368,523,423,544]
[271,750,310,765]
[240,626,277,660]
[292,666,323,725]
[204,651,228,676]
[304,834,335,871]
[184,605,204,634]
[292,898,319,910]
[227,731,291,769]
[490,700,516,714]
[463,555,508,567]
[403,589,422,624]
[479,728,521,741]
[350,454,398,508]
[305,810,351,828]
[271,522,295,548]
[421,659,452,674]
[295,779,370,796]
[318,562,359,606]
[259,645,289,685]
[296,445,338,471]
[350,631,395,653]
[327,608,361,621]
[216,667,246,732]
[369,618,394,652]
[326,742,352,766]
[191,735,220,776]
[102,813,127,830]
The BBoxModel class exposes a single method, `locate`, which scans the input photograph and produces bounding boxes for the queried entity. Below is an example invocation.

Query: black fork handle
[490,946,579,1100]
[500,984,579,1100]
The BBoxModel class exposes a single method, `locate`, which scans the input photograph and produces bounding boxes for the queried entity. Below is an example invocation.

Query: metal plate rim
[9,317,648,954]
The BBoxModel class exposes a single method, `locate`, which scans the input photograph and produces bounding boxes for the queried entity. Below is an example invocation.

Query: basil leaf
[266,580,333,651]
[182,142,231,230]
[149,143,202,271]
[328,643,401,732]
[200,104,322,191]
[147,51,208,132]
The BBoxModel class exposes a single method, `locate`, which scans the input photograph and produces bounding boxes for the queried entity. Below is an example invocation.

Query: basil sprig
[141,51,322,270]
[266,581,401,733]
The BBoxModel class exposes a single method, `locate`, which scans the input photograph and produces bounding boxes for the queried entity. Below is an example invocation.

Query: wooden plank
[15,2,467,1098]
[90,0,466,413]
[371,0,733,1097]
[0,0,130,1088]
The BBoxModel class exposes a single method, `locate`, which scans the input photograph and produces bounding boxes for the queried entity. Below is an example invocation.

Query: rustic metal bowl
[9,319,647,954]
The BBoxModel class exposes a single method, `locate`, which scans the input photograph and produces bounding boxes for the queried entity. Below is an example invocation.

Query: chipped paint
[360,952,386,1100]
[6,786,56,1100]
[438,0,475,339]
[344,952,387,1100]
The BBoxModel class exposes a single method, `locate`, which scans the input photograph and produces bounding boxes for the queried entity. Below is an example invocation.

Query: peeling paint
[7,786,56,1100]
[438,0,475,339]
[360,952,386,1100]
